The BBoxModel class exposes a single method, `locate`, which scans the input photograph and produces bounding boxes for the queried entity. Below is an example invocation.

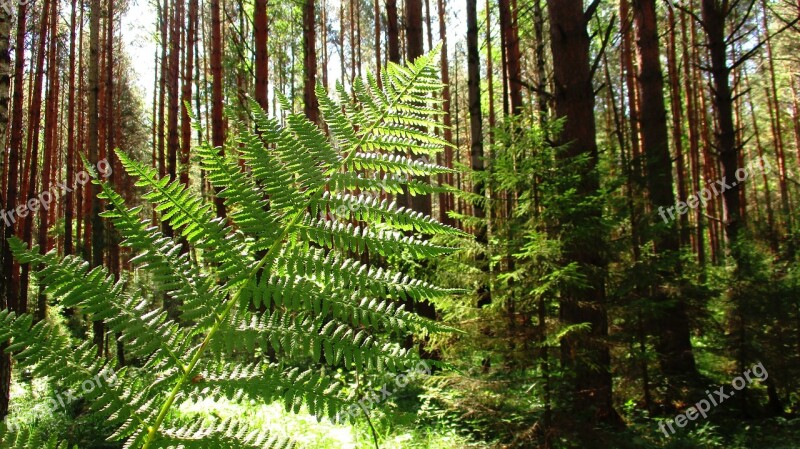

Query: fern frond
[157,418,294,449]
[2,46,463,449]
[310,191,467,236]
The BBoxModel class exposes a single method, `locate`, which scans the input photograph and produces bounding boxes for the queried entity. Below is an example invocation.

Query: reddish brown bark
[65,0,78,256]
[437,0,453,226]
[303,0,319,124]
[254,0,268,111]
[498,0,521,115]
[88,0,105,353]
[36,0,60,322]
[632,0,696,381]
[20,0,53,312]
[548,0,615,422]
[181,0,198,187]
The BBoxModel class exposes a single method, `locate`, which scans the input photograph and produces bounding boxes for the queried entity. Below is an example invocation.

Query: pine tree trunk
[210,0,226,218]
[20,0,53,315]
[65,0,78,256]
[181,0,197,187]
[466,0,484,229]
[0,0,17,421]
[168,0,182,183]
[158,0,168,178]
[374,0,381,83]
[88,0,105,354]
[386,0,400,63]
[497,0,521,115]
[437,0,453,227]
[632,0,697,382]
[666,6,690,248]
[548,0,616,423]
[303,0,319,123]
[36,0,60,322]
[703,0,742,251]
[254,0,268,111]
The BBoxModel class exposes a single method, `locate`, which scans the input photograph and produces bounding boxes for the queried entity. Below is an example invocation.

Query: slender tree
[303,0,320,123]
[497,0,521,115]
[0,0,18,421]
[254,0,268,111]
[210,0,226,218]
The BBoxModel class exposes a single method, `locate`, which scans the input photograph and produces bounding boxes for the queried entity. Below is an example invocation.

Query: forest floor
[7,371,800,448]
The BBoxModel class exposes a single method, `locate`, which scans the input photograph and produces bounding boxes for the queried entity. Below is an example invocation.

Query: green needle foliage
[0,47,464,448]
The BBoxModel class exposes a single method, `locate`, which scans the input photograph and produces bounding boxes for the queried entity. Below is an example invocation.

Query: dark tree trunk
[406,0,423,61]
[386,0,400,63]
[374,0,381,83]
[254,0,268,111]
[702,0,741,250]
[210,0,227,218]
[466,0,484,224]
[0,0,21,421]
[548,0,616,423]
[181,0,197,187]
[65,0,78,256]
[37,0,60,322]
[498,0,522,114]
[437,0,453,226]
[87,0,106,354]
[632,0,697,382]
[303,0,319,123]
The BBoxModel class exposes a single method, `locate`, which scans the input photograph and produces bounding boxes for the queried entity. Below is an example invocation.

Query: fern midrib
[141,60,431,448]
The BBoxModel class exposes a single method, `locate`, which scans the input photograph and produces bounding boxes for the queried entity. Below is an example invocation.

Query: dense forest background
[0,0,799,447]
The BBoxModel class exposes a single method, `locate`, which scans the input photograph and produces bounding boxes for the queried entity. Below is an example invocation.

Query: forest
[0,0,799,447]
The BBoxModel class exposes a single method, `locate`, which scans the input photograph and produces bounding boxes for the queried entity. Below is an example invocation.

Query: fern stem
[141,56,433,448]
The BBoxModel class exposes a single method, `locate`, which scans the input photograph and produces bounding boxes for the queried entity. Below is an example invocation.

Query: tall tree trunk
[168,0,182,183]
[65,0,78,256]
[37,0,60,322]
[437,0,453,226]
[666,6,690,248]
[632,0,697,383]
[548,0,616,423]
[158,0,168,178]
[374,0,381,83]
[497,0,521,115]
[254,0,268,111]
[303,0,320,123]
[210,0,227,218]
[88,0,105,354]
[20,0,52,315]
[485,0,495,137]
[406,0,430,216]
[466,0,484,227]
[0,0,20,421]
[386,0,400,63]
[760,0,793,256]
[703,0,742,251]
[182,0,197,186]
[533,0,547,121]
